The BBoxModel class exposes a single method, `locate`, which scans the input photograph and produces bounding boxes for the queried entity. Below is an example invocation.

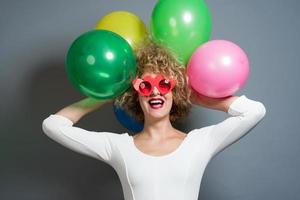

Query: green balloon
[150,0,212,65]
[66,30,136,100]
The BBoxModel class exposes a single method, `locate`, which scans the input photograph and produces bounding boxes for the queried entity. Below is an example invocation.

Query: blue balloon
[113,103,143,133]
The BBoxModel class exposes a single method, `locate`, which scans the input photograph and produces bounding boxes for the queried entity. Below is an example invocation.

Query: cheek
[138,96,148,110]
[165,93,173,107]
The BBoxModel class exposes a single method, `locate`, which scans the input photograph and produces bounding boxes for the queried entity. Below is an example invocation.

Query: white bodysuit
[42,95,266,200]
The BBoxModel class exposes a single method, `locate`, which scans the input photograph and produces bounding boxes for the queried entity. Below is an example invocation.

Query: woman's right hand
[55,97,113,124]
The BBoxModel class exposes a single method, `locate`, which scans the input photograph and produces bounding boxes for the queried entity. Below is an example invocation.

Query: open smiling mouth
[148,98,165,109]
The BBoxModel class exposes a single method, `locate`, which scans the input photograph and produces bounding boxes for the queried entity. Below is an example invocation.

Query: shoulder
[104,132,130,142]
[188,125,215,138]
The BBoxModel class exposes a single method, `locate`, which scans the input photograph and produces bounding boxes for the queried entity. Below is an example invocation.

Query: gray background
[0,0,299,199]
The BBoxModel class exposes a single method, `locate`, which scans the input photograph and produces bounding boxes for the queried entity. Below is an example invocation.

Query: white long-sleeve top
[42,95,266,200]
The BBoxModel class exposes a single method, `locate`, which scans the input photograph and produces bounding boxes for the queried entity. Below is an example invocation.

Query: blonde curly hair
[115,38,192,123]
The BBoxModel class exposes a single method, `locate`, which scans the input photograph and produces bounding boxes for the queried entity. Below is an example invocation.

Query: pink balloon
[187,40,249,98]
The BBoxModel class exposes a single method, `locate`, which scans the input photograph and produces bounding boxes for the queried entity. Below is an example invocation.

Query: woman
[42,40,266,200]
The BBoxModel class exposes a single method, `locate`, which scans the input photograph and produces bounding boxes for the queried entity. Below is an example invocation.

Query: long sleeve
[42,114,114,164]
[206,95,266,158]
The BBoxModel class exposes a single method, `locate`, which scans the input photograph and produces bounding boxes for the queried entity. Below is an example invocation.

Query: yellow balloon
[95,11,148,49]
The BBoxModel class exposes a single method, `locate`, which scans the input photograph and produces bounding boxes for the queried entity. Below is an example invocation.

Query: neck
[141,115,175,140]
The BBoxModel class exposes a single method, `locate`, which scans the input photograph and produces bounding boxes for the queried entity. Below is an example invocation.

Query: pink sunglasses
[132,74,176,96]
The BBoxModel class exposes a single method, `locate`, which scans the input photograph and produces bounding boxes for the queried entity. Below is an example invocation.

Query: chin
[144,106,172,120]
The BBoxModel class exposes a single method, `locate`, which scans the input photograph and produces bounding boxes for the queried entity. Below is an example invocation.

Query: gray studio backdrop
[0,0,299,199]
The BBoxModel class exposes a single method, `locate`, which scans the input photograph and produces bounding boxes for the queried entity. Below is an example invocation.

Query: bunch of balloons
[150,0,249,98]
[65,11,147,132]
[65,0,250,132]
[66,11,147,100]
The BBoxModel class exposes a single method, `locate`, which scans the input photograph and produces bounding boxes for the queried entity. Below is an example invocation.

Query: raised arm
[191,90,266,158]
[55,97,112,124]
[42,97,115,164]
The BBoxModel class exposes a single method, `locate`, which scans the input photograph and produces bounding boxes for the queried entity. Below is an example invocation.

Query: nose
[150,86,160,97]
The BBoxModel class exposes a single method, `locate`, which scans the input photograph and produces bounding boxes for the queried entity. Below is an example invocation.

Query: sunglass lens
[159,79,171,94]
[139,81,152,95]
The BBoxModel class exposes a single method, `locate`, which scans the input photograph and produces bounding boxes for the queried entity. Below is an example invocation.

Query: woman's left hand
[190,88,239,112]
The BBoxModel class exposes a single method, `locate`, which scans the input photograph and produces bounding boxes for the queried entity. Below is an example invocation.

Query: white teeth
[149,99,164,105]
[150,100,162,104]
